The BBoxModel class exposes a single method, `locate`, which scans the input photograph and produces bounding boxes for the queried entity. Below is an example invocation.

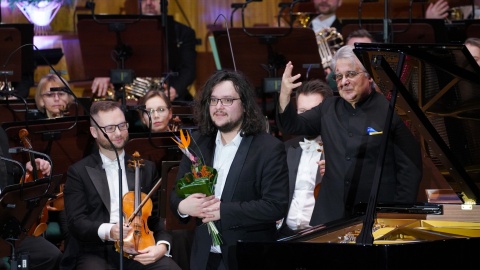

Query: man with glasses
[62,101,180,269]
[170,70,288,270]
[277,45,422,226]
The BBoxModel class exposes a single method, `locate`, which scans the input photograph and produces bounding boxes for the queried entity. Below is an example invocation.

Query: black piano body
[237,43,480,269]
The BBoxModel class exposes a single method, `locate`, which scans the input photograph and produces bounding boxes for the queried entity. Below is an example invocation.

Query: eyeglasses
[209,97,240,106]
[42,92,67,99]
[334,71,367,81]
[147,107,169,114]
[97,122,129,133]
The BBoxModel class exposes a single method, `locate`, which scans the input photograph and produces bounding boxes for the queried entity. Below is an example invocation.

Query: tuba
[316,27,344,70]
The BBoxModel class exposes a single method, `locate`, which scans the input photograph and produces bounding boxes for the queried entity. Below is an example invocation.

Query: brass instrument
[447,7,464,21]
[316,27,344,70]
[290,12,317,28]
[125,77,164,100]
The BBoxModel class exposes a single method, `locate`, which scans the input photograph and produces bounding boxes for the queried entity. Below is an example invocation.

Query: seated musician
[277,46,423,226]
[309,0,343,34]
[134,89,193,269]
[34,74,74,119]
[90,0,197,102]
[277,80,333,238]
[0,127,62,270]
[62,101,180,269]
[135,90,173,133]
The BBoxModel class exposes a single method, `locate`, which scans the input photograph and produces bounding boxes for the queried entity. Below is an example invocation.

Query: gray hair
[332,45,368,73]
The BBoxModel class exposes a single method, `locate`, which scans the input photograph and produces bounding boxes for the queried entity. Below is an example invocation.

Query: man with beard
[310,0,343,34]
[170,70,289,270]
[62,101,180,270]
[277,46,422,226]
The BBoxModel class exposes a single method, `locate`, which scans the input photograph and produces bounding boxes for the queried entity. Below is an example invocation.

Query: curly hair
[194,70,266,136]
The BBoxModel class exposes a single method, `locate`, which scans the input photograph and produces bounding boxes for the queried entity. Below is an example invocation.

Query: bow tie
[299,139,322,153]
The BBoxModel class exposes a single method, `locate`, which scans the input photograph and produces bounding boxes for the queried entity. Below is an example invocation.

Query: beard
[215,114,244,133]
[97,134,129,151]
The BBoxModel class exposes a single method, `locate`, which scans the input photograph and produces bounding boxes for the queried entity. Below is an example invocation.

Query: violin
[18,128,48,236]
[116,151,163,259]
[314,142,325,199]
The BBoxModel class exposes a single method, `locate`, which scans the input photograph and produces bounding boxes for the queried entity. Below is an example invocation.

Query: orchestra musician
[309,0,343,34]
[91,0,197,102]
[0,127,62,270]
[136,90,173,133]
[135,89,195,269]
[62,101,180,269]
[277,80,333,238]
[34,74,74,119]
[277,46,423,226]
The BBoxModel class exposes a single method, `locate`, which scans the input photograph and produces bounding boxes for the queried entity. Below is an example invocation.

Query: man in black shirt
[277,45,422,225]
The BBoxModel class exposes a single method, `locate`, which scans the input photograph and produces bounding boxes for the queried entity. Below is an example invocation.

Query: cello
[18,128,49,236]
[115,151,163,258]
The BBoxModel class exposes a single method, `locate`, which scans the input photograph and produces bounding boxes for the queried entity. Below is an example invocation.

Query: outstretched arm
[279,61,302,112]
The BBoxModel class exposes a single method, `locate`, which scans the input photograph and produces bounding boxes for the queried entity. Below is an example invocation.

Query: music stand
[0,176,57,258]
[213,27,324,89]
[0,99,37,124]
[213,27,324,118]
[2,116,93,183]
[77,14,175,79]
[0,24,34,83]
[341,19,443,44]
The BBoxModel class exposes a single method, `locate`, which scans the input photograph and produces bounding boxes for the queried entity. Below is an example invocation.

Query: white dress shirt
[311,15,337,34]
[210,130,242,253]
[97,151,129,240]
[286,136,323,231]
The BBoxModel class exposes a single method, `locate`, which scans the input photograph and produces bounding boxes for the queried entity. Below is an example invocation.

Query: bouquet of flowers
[172,129,222,246]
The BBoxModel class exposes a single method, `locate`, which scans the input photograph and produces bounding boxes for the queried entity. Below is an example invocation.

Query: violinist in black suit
[62,101,180,270]
[277,80,333,238]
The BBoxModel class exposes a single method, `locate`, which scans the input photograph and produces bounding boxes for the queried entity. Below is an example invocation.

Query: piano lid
[353,43,480,204]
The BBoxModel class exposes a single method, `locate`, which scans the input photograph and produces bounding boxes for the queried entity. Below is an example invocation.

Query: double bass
[115,151,163,258]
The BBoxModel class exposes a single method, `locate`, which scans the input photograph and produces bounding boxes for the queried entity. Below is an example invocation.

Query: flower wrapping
[172,130,222,246]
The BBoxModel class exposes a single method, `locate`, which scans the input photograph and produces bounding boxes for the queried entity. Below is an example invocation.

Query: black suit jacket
[63,151,169,262]
[170,131,289,270]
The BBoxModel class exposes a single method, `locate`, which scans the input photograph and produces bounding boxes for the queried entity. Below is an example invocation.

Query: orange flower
[200,165,212,178]
[172,129,191,149]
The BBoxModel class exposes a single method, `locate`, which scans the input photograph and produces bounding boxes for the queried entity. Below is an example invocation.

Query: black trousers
[16,236,63,270]
[74,243,181,270]
[206,252,227,270]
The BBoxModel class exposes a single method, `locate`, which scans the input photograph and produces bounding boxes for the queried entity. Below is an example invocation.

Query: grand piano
[237,43,480,269]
